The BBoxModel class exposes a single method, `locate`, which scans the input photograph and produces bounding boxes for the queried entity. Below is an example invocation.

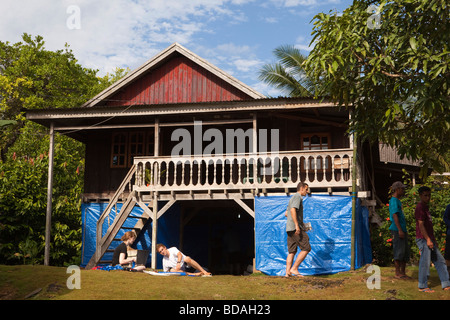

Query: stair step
[121,227,141,231]
[99,260,112,264]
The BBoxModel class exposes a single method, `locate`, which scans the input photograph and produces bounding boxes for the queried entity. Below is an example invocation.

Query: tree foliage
[0,134,84,265]
[304,0,450,176]
[0,34,126,265]
[0,34,105,160]
[258,45,314,97]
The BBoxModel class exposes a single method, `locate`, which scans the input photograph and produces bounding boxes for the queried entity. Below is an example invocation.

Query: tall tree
[258,45,314,97]
[304,0,450,176]
[0,34,103,160]
[0,34,126,265]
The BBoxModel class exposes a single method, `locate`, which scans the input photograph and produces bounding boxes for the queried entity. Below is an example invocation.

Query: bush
[371,174,450,266]
[0,123,84,266]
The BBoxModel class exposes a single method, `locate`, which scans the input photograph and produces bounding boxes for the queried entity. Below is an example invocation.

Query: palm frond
[259,45,316,97]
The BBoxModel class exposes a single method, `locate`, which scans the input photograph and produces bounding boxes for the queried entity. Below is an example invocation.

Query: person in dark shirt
[415,186,450,292]
[112,231,145,271]
[444,204,450,277]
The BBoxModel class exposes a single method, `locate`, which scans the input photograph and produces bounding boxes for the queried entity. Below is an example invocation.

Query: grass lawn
[1,264,449,301]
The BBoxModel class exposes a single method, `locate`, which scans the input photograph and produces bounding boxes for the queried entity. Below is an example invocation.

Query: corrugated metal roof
[378,143,420,166]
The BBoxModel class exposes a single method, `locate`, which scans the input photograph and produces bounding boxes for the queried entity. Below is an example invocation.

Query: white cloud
[233,59,262,72]
[284,0,318,7]
[268,0,344,9]
[0,0,255,75]
[196,43,263,79]
[251,81,284,97]
[264,17,279,23]
[294,35,314,53]
[0,0,353,96]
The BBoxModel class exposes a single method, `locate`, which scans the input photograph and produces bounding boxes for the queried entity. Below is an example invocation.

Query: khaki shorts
[287,229,311,254]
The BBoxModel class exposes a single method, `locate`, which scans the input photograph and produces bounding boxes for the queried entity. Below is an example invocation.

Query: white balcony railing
[133,149,353,193]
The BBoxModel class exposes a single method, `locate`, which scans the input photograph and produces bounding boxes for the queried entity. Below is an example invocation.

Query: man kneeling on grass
[156,244,211,276]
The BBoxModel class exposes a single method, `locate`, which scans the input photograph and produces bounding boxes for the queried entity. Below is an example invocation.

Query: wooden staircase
[85,165,152,269]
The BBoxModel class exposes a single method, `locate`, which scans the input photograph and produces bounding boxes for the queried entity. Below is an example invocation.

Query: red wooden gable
[105,54,254,106]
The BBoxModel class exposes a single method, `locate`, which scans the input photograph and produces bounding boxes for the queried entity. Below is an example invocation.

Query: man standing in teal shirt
[389,181,411,279]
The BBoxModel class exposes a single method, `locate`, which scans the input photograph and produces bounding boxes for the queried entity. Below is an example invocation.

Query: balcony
[133,149,353,196]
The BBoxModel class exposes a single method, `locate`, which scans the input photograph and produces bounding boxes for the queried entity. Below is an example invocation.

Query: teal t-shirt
[389,196,407,232]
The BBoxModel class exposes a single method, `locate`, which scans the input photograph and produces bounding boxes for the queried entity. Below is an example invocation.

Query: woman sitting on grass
[112,231,145,271]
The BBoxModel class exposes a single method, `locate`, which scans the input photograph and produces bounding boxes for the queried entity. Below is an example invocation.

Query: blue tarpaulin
[255,195,372,276]
[81,201,180,269]
[81,195,372,275]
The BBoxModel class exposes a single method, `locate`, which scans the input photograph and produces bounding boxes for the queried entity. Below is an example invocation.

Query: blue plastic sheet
[81,195,372,275]
[255,195,372,276]
[81,201,180,269]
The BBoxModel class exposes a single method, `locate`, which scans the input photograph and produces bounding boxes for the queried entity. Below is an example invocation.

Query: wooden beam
[136,199,153,218]
[159,118,253,127]
[55,123,155,131]
[274,113,346,128]
[232,196,255,218]
[53,117,254,132]
[156,199,177,219]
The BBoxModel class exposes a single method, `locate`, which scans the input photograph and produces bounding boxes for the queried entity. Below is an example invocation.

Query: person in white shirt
[156,244,211,276]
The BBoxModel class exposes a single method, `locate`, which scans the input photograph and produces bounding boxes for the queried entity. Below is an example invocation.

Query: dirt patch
[279,276,346,293]
[384,289,400,300]
[301,277,345,289]
[47,283,64,293]
[42,282,65,298]
[0,285,17,300]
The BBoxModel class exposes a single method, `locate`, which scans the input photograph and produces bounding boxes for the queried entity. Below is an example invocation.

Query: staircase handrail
[96,164,136,260]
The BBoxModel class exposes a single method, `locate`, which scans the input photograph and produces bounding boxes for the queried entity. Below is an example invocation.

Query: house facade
[27,43,374,275]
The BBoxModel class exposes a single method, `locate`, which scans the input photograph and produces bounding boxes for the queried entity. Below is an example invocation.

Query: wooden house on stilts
[27,43,374,275]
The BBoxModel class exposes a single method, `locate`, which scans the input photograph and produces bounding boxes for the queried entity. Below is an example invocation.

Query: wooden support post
[154,117,159,157]
[151,193,158,269]
[150,117,160,269]
[44,122,55,266]
[252,113,257,155]
[350,110,357,271]
[179,206,185,252]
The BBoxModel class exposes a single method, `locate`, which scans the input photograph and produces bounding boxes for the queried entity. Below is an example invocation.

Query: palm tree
[258,45,315,97]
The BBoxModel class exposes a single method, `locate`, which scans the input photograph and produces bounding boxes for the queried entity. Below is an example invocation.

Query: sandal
[419,288,435,293]
[443,287,450,291]
[290,273,304,277]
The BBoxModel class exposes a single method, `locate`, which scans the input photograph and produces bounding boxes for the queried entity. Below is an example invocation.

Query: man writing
[285,182,311,277]
[156,244,211,276]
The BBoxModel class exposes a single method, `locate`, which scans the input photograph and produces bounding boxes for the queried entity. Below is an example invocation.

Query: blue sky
[0,0,354,97]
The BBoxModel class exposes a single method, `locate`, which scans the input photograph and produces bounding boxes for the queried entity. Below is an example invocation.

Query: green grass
[0,264,449,300]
